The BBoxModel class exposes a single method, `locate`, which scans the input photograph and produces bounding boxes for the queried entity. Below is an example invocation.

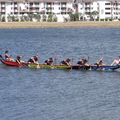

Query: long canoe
[0,55,28,67]
[28,63,71,69]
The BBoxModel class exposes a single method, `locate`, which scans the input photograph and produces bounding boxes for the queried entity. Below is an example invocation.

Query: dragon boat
[0,54,120,71]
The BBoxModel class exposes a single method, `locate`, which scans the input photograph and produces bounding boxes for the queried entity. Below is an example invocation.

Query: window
[35,2,39,5]
[105,3,110,5]
[30,3,33,5]
[105,12,110,14]
[105,8,111,10]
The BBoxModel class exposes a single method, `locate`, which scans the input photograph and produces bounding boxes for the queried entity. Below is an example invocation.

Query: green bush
[53,17,57,22]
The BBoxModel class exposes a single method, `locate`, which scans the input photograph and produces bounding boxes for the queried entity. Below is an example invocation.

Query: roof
[0,0,119,2]
[75,0,120,2]
[0,0,74,2]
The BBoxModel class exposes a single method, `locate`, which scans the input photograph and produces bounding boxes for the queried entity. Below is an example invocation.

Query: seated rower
[77,59,84,65]
[61,58,71,66]
[77,58,90,66]
[16,56,24,64]
[111,56,120,66]
[28,56,39,64]
[44,57,54,65]
[94,59,105,66]
[4,50,14,61]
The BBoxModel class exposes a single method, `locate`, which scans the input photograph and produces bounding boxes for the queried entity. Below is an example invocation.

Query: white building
[0,0,120,22]
[0,0,74,22]
[77,0,120,20]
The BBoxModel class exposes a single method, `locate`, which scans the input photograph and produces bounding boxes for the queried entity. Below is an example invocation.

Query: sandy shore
[0,21,120,29]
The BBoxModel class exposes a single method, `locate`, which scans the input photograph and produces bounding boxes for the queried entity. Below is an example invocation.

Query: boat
[0,55,28,67]
[72,65,120,71]
[0,54,120,71]
[28,63,71,69]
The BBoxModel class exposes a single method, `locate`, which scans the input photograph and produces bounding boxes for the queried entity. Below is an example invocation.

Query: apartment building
[0,0,74,22]
[77,0,120,20]
[0,0,120,22]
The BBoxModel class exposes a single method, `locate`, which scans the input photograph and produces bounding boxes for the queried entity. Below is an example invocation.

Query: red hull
[1,60,27,67]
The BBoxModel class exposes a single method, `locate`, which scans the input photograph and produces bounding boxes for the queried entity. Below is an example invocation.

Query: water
[0,28,120,120]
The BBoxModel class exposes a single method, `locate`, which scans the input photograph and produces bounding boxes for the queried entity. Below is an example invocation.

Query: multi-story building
[77,0,120,20]
[0,0,120,22]
[0,0,74,22]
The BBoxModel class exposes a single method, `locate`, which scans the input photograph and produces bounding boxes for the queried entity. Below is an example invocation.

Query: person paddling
[44,57,54,65]
[28,56,39,64]
[16,56,22,64]
[77,58,90,66]
[61,58,71,66]
[95,58,105,66]
[4,50,14,61]
[111,56,120,66]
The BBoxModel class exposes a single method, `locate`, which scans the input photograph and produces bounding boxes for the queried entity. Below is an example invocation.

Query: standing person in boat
[111,56,120,66]
[4,50,14,61]
[61,58,71,66]
[44,57,54,65]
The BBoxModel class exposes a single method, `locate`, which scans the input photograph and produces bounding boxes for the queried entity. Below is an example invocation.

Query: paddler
[4,50,14,61]
[94,58,105,66]
[111,56,120,66]
[28,56,39,64]
[16,56,23,64]
[61,58,71,66]
[77,58,90,66]
[44,57,54,65]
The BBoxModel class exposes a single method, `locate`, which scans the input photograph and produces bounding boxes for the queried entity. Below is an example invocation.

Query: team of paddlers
[3,50,120,66]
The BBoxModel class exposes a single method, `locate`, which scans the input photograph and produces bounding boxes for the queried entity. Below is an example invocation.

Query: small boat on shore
[0,55,28,67]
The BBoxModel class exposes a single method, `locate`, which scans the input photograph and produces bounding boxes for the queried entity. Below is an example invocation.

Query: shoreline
[0,21,120,29]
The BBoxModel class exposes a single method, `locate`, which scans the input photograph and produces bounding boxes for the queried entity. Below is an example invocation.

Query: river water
[0,28,120,120]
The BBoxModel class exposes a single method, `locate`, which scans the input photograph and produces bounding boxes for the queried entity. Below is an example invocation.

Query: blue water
[0,28,120,120]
